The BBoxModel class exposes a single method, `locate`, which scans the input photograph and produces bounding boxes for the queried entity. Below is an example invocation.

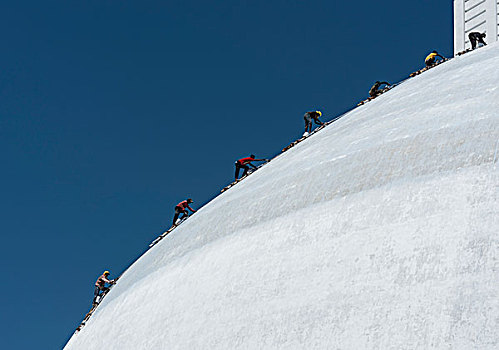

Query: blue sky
[0,1,452,348]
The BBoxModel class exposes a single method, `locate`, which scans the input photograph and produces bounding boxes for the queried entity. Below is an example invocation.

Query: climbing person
[425,51,445,67]
[304,110,324,134]
[369,81,391,98]
[235,155,267,181]
[469,32,486,50]
[93,270,115,305]
[172,199,196,226]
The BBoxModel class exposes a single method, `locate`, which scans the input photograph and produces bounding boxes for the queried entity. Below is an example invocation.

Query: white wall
[454,0,498,54]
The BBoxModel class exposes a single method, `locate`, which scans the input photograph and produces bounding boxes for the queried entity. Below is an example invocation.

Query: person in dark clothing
[369,81,391,98]
[172,199,196,226]
[469,32,486,50]
[304,111,323,133]
[425,51,445,67]
[93,271,115,305]
[235,155,267,180]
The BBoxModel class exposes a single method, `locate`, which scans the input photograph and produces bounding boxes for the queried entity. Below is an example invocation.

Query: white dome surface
[65,44,499,350]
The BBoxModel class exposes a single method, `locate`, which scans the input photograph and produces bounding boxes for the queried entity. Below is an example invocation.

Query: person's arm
[381,81,390,86]
[243,157,265,163]
[313,112,323,122]
[187,205,196,213]
[104,277,113,284]
[437,54,444,60]
[314,117,324,125]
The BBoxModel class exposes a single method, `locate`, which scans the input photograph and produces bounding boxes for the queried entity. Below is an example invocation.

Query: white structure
[66,44,499,350]
[454,0,499,54]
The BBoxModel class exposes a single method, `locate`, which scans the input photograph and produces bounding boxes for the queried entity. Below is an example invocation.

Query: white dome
[66,44,499,350]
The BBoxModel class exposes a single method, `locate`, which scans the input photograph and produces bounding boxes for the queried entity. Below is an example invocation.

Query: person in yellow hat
[93,270,116,305]
[425,51,444,67]
[304,110,324,134]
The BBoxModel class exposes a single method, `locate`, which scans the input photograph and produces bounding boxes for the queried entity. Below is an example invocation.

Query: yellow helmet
[316,110,322,117]
[103,270,110,275]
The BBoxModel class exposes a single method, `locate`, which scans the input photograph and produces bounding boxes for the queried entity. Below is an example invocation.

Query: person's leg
[304,116,311,133]
[179,210,188,220]
[241,165,249,177]
[93,286,101,304]
[469,34,477,49]
[235,164,241,180]
[173,207,181,225]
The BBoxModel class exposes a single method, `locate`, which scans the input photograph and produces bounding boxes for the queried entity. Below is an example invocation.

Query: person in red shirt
[173,198,196,226]
[93,270,115,305]
[235,154,267,181]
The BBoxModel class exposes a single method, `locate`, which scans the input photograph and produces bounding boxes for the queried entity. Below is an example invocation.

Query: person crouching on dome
[425,50,444,67]
[304,110,324,134]
[172,198,196,226]
[369,81,391,98]
[468,32,486,50]
[93,270,115,305]
[235,155,267,181]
